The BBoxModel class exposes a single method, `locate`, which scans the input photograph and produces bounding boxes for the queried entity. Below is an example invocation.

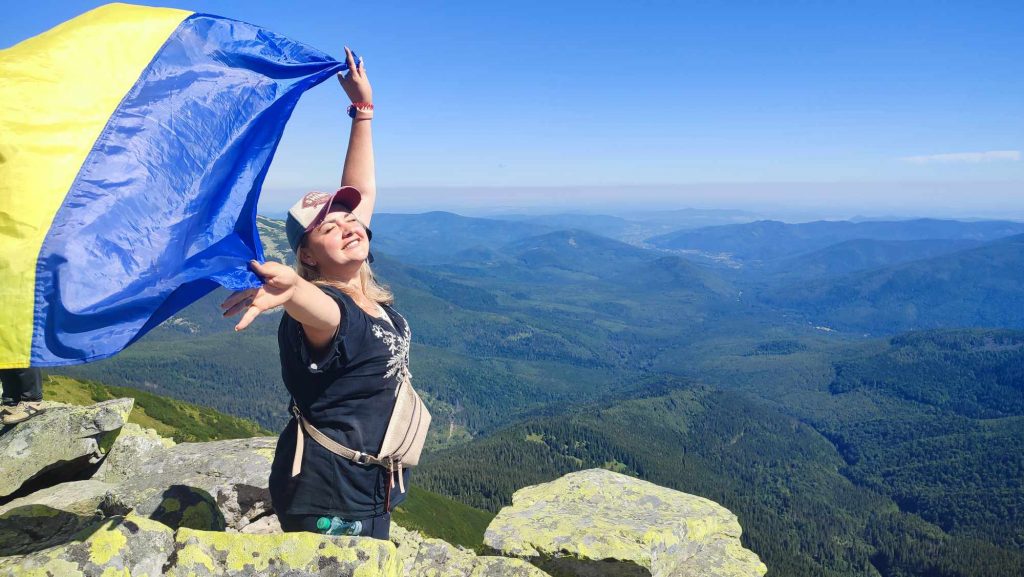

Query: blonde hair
[295,245,394,305]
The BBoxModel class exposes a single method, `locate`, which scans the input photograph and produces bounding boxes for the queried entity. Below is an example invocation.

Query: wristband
[347,102,374,119]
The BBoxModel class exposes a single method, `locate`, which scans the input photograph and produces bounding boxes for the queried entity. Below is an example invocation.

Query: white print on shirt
[371,317,411,385]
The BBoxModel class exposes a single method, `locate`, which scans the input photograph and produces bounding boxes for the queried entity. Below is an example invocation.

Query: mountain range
[52,209,1024,577]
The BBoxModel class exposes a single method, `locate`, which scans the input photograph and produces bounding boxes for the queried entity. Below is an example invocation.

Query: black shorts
[277,511,391,540]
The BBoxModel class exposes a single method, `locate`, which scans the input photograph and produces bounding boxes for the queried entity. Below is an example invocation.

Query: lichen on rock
[167,527,402,577]
[0,513,175,577]
[483,468,767,577]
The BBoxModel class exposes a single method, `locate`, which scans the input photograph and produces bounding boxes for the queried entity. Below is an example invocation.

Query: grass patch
[43,374,271,443]
[392,485,495,552]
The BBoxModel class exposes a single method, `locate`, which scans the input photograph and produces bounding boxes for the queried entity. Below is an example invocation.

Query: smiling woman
[221,47,427,541]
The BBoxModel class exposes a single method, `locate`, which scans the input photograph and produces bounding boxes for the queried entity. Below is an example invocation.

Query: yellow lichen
[126,513,172,533]
[100,566,129,577]
[172,537,217,572]
[172,530,400,575]
[88,524,128,565]
[8,558,83,577]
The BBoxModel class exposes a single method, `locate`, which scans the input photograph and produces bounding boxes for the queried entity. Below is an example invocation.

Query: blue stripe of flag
[32,13,345,365]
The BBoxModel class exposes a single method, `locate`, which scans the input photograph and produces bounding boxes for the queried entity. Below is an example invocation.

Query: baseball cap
[285,187,363,253]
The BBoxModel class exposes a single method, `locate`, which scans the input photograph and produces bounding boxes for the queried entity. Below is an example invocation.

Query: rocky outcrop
[0,513,175,577]
[0,399,133,498]
[112,436,277,531]
[0,400,768,577]
[484,469,767,577]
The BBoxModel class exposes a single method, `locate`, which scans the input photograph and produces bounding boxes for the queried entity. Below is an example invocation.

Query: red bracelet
[348,102,374,118]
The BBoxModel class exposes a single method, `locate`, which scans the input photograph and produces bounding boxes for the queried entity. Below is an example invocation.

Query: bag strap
[290,404,387,477]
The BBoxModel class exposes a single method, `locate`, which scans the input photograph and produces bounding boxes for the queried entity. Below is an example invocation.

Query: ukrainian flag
[0,4,346,368]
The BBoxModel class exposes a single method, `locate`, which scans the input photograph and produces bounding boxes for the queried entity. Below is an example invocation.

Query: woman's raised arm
[338,46,376,227]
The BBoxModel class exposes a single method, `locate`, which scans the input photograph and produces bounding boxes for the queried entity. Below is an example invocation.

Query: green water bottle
[316,516,363,536]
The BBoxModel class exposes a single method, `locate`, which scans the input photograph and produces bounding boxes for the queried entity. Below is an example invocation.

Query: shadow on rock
[150,485,226,531]
[0,504,106,557]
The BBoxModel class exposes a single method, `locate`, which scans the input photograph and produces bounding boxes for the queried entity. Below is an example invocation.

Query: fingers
[220,288,256,313]
[343,46,357,74]
[235,303,262,332]
[222,294,254,318]
[262,275,293,290]
[249,259,273,278]
[250,259,290,282]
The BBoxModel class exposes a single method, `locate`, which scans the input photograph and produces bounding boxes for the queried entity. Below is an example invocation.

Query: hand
[338,46,372,104]
[220,261,299,331]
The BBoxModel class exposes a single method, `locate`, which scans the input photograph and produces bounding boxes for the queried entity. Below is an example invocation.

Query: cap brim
[304,186,362,234]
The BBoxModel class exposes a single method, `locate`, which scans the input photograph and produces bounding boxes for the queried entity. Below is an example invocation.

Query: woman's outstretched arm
[221,261,340,350]
[338,46,376,227]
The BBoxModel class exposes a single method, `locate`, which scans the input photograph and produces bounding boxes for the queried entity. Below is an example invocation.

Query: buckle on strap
[351,451,371,465]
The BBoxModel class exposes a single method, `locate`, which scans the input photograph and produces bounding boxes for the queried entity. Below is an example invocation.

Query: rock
[0,513,175,577]
[237,513,281,534]
[0,398,133,499]
[0,504,105,558]
[113,437,277,531]
[391,524,549,577]
[483,469,767,577]
[0,479,117,517]
[93,422,175,483]
[0,481,134,557]
[166,527,402,577]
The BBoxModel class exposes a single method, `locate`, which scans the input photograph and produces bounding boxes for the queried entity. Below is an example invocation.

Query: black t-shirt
[269,284,412,519]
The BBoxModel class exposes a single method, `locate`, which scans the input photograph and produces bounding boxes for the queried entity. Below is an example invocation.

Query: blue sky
[4,1,1023,217]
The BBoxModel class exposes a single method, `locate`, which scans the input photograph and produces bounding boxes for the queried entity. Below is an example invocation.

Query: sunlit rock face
[484,468,767,577]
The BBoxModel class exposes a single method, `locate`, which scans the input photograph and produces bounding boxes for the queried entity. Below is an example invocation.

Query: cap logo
[301,192,332,209]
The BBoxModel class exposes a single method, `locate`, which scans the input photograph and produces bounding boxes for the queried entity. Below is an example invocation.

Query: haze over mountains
[55,209,1024,577]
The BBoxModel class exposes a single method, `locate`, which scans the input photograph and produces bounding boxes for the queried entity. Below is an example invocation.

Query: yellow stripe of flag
[0,3,191,367]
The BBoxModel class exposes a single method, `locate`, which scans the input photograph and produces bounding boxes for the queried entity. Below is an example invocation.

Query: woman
[222,47,409,539]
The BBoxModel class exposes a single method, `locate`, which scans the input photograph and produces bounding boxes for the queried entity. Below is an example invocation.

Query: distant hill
[494,213,635,237]
[764,233,1024,332]
[490,212,677,245]
[368,211,548,265]
[647,219,1024,265]
[503,229,664,279]
[256,214,293,265]
[766,238,984,280]
[416,384,1024,577]
[447,228,738,298]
